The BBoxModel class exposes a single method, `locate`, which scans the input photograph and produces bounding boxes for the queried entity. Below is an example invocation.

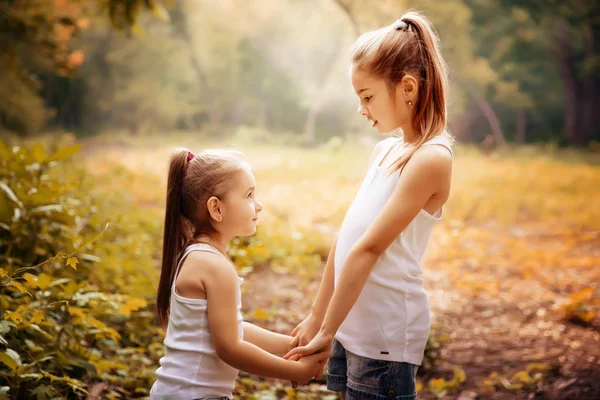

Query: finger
[291,325,300,336]
[308,349,332,363]
[284,345,312,360]
[299,335,309,347]
[290,353,304,361]
[317,362,326,378]
[288,335,300,352]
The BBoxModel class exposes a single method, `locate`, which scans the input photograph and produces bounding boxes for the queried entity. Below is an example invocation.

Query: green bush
[0,140,162,399]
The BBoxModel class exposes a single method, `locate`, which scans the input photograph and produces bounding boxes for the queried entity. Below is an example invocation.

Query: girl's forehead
[235,165,256,185]
[351,67,383,91]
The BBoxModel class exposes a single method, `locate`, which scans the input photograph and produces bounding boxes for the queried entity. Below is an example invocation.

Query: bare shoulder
[409,144,452,175]
[185,250,236,281]
[177,250,237,297]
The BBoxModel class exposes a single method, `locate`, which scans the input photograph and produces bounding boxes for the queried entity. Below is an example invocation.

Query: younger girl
[150,149,328,400]
[285,11,454,400]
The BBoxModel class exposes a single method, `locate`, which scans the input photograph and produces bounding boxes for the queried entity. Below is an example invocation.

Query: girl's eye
[248,192,253,198]
[365,96,372,103]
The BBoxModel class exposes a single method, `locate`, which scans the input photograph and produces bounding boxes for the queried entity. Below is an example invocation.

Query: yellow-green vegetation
[1,133,599,399]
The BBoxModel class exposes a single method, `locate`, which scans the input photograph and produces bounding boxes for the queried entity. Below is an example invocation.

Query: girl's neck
[191,234,230,257]
[400,124,419,144]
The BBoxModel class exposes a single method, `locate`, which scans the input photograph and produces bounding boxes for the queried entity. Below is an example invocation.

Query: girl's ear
[399,74,419,104]
[207,196,223,222]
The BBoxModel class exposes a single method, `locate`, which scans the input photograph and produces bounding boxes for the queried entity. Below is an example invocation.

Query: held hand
[292,349,331,385]
[285,330,333,362]
[288,313,322,352]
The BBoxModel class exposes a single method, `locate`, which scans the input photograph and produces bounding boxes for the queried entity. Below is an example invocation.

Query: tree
[0,0,166,135]
[470,0,600,145]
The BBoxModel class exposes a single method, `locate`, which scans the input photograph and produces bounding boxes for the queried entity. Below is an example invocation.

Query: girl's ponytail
[157,149,191,330]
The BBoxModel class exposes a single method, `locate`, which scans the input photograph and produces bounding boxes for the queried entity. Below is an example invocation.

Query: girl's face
[220,166,263,237]
[351,66,411,134]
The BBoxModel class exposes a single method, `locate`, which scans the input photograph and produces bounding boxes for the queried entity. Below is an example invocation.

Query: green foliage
[0,139,163,398]
[0,1,62,134]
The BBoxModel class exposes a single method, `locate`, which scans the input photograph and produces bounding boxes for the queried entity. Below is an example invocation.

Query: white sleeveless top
[334,135,452,366]
[150,243,244,400]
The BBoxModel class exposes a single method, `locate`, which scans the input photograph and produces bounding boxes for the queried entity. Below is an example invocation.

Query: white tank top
[334,135,452,366]
[150,243,244,400]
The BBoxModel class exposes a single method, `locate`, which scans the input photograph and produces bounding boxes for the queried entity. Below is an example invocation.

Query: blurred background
[0,1,599,399]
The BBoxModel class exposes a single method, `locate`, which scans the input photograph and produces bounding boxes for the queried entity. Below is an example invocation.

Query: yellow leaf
[37,273,52,290]
[252,308,270,321]
[0,352,17,371]
[66,257,78,270]
[9,281,28,293]
[0,268,7,278]
[31,143,46,163]
[120,305,132,318]
[513,370,532,384]
[23,273,37,287]
[48,144,81,161]
[68,307,85,319]
[570,288,594,302]
[120,297,147,318]
[126,297,148,310]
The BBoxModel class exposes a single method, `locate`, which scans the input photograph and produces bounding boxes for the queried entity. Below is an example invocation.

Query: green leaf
[47,144,81,162]
[0,321,16,335]
[31,384,53,400]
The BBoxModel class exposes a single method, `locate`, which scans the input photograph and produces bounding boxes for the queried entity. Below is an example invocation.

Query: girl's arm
[285,145,452,358]
[289,138,392,349]
[243,322,291,356]
[193,251,329,383]
[287,235,337,350]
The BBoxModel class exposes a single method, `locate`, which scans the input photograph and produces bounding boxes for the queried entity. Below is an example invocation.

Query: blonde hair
[351,11,453,173]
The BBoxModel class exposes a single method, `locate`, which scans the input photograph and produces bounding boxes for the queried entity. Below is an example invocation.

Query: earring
[408,100,413,106]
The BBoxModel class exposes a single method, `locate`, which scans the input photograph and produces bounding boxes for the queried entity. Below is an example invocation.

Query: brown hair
[156,148,245,329]
[351,11,453,173]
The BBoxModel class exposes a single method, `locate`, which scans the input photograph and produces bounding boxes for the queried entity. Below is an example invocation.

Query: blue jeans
[327,339,419,399]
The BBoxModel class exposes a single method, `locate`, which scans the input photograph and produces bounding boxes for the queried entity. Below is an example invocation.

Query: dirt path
[240,226,600,399]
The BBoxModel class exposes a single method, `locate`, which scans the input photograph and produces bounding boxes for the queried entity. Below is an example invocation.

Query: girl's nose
[256,200,263,213]
[357,103,367,116]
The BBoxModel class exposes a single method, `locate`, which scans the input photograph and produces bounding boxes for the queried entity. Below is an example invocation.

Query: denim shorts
[327,339,419,400]
[193,397,230,400]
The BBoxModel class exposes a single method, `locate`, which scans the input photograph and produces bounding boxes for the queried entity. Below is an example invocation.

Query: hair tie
[187,152,195,162]
[395,19,410,32]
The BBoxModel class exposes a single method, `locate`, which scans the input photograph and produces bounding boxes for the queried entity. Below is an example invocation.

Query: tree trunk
[580,20,600,144]
[555,18,584,145]
[516,109,526,144]
[476,98,506,146]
